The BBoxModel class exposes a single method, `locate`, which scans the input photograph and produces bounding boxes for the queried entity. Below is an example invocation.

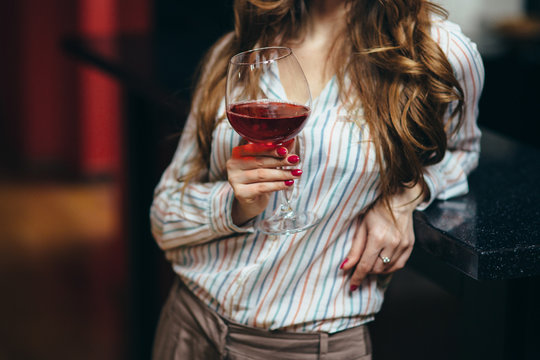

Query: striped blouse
[150,18,484,333]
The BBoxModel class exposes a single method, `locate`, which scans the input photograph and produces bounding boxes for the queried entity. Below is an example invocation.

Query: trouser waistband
[153,277,372,360]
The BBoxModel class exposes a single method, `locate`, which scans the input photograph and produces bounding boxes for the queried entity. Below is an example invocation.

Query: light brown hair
[184,0,464,203]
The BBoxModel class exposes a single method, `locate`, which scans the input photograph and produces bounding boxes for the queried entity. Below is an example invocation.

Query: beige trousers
[152,278,372,360]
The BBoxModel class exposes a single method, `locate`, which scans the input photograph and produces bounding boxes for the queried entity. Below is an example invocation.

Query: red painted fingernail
[287,155,300,164]
[339,258,348,269]
[291,169,303,177]
[277,147,288,156]
[284,180,294,186]
[350,285,358,292]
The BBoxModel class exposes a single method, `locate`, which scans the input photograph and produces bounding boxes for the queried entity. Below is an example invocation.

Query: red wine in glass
[226,100,310,144]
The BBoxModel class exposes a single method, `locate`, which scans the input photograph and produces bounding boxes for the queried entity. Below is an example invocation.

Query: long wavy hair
[184,0,464,204]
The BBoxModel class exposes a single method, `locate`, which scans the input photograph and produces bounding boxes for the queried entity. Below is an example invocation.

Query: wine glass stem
[279,186,296,219]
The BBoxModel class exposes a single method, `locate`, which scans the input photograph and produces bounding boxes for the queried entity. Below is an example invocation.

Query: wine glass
[226,46,320,235]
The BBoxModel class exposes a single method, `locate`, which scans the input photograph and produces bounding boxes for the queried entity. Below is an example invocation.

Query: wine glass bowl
[226,100,310,144]
[226,46,319,235]
[226,47,312,143]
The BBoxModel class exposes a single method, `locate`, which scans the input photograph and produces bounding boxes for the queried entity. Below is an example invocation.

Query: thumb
[341,220,367,271]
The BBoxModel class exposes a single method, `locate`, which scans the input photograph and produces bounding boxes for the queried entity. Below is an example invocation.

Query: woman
[150,0,484,358]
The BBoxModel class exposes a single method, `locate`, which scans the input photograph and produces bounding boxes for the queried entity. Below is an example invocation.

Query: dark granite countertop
[63,35,540,282]
[414,130,540,280]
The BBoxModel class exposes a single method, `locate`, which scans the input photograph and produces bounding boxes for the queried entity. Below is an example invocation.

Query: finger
[232,142,286,158]
[232,168,302,185]
[349,237,381,290]
[234,180,296,199]
[340,220,367,272]
[375,223,415,273]
[371,251,392,274]
[229,156,296,171]
[370,228,404,274]
[384,235,415,273]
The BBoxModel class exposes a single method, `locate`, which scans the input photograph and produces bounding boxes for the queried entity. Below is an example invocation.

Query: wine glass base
[256,212,320,235]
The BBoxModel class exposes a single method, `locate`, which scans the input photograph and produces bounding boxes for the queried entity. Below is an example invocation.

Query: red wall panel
[78,0,120,176]
[2,0,150,177]
[18,0,79,172]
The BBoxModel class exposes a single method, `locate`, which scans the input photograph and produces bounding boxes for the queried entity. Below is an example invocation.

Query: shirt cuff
[208,181,255,235]
[416,170,438,211]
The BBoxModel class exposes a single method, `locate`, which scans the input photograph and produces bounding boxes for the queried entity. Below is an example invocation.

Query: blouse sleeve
[150,34,254,250]
[417,20,485,210]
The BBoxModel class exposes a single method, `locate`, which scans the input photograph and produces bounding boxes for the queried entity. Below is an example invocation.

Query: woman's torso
[163,17,471,333]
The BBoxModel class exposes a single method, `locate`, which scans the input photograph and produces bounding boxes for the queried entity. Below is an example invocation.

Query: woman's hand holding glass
[227,140,301,226]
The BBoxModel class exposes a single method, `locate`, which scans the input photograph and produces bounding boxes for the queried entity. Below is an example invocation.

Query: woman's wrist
[389,182,427,214]
[231,198,258,226]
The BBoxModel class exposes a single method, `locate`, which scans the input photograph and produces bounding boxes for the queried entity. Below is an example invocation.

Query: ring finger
[372,246,399,273]
[384,244,413,273]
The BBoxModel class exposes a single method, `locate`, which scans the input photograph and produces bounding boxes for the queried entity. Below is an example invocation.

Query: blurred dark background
[0,0,538,359]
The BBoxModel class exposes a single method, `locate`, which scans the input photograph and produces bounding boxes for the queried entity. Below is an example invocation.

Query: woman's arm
[149,112,249,250]
[419,19,484,209]
[150,114,302,250]
[341,21,484,289]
